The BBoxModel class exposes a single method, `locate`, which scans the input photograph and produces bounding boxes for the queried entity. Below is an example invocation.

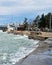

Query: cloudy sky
[0,0,52,24]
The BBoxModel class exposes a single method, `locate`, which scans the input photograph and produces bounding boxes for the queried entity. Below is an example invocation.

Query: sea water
[0,32,39,65]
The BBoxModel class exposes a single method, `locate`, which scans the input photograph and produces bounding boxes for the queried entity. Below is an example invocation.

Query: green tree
[38,14,46,28]
[35,15,40,28]
[46,13,52,29]
[23,18,28,30]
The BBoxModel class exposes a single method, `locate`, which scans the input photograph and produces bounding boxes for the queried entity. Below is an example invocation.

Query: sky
[0,0,52,24]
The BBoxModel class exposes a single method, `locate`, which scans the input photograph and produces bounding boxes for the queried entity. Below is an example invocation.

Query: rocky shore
[8,30,52,40]
[15,38,52,65]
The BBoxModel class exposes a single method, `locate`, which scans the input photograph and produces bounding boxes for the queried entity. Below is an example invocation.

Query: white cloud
[0,0,16,2]
[0,0,52,15]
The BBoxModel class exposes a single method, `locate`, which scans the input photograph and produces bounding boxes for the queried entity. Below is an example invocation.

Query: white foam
[0,30,3,32]
[14,35,28,40]
[23,35,28,38]
[33,40,39,44]
[0,32,39,65]
[3,53,7,60]
[10,42,39,65]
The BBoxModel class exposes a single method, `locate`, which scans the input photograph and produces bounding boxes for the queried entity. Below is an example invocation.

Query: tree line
[21,12,52,31]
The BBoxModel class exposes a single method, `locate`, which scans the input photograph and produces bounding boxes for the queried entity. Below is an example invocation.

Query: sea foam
[0,32,39,65]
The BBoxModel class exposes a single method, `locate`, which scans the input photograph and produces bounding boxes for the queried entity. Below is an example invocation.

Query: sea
[0,31,39,65]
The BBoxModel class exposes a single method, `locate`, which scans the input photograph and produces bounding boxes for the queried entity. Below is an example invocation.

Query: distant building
[17,24,24,31]
[7,23,15,32]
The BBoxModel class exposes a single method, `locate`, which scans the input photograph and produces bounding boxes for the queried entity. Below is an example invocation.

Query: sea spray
[0,32,39,65]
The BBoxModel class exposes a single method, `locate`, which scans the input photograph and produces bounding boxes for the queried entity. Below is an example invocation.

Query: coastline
[0,31,52,65]
[13,40,39,65]
[0,31,40,65]
[14,41,43,65]
[7,30,52,40]
[15,39,52,65]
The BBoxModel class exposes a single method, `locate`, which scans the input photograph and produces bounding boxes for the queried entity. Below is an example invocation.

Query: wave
[0,33,39,65]
[10,41,39,65]
[14,35,28,40]
[0,30,3,32]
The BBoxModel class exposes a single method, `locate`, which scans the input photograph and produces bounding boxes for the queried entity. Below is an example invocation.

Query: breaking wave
[0,32,39,65]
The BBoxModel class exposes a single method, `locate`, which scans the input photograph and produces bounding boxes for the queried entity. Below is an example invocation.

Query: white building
[7,23,15,32]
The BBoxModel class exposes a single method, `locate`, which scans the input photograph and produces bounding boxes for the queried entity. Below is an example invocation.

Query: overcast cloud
[0,0,52,15]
